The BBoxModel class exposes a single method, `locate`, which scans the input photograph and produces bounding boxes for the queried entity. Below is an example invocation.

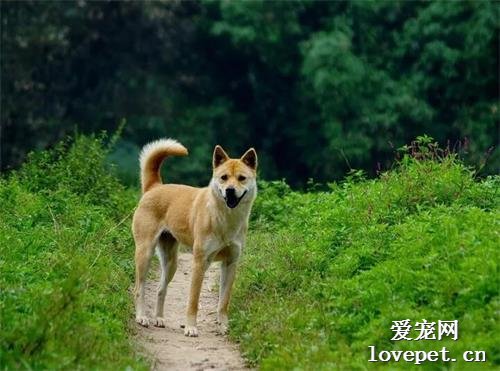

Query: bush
[0,135,145,369]
[231,140,499,370]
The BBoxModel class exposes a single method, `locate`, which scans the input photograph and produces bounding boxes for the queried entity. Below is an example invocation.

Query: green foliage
[0,136,145,369]
[17,134,132,215]
[231,145,499,369]
[2,1,498,186]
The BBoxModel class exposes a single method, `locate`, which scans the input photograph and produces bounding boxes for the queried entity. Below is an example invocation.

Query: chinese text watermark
[368,319,487,365]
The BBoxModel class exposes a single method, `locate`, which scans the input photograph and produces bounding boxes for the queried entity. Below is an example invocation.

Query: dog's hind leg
[153,233,178,327]
[133,220,159,327]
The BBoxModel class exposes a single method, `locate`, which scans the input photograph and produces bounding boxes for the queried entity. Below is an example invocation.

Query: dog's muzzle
[224,188,247,209]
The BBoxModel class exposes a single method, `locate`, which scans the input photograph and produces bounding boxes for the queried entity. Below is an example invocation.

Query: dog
[132,139,257,337]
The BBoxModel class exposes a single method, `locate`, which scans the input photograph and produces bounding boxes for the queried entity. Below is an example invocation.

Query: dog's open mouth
[225,190,247,209]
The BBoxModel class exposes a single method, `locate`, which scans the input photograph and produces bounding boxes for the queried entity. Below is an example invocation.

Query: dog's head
[211,145,258,209]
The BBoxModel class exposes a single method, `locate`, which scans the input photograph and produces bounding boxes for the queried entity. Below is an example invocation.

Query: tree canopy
[2,0,498,186]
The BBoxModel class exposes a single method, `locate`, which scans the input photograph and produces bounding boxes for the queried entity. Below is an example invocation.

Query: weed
[231,139,499,370]
[0,135,146,370]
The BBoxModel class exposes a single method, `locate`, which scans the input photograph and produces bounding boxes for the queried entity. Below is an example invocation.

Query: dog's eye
[238,175,246,181]
[221,175,228,181]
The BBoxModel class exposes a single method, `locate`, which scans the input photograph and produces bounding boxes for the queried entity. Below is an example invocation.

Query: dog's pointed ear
[213,145,229,168]
[241,148,257,170]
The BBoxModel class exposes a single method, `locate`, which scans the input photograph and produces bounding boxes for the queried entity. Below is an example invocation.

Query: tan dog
[132,139,257,337]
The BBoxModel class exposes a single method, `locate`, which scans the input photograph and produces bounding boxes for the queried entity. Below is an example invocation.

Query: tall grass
[1,134,497,370]
[0,135,146,369]
[231,138,499,370]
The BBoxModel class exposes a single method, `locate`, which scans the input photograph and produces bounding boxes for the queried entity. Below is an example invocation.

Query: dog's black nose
[226,187,236,197]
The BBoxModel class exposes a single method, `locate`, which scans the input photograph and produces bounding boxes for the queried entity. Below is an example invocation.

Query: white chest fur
[211,205,249,246]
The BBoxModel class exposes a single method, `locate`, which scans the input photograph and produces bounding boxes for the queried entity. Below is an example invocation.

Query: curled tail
[139,138,188,193]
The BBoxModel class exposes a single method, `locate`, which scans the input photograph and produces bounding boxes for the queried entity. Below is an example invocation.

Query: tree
[2,1,497,185]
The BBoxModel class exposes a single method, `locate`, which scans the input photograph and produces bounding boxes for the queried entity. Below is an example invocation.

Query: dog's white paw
[136,315,150,327]
[152,317,166,328]
[184,325,198,337]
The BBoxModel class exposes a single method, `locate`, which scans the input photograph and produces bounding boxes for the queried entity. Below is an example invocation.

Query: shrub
[231,140,499,370]
[0,135,145,369]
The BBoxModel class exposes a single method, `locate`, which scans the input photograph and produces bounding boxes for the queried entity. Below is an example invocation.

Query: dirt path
[136,253,248,371]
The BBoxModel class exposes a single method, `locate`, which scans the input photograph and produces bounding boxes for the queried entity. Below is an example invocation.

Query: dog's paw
[135,315,150,327]
[152,317,166,328]
[184,325,199,337]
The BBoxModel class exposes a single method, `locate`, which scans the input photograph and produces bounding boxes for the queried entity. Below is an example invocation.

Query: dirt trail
[136,253,248,371]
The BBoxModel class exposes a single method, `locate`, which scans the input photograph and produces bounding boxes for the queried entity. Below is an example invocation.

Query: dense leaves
[231,139,499,369]
[2,1,498,186]
[0,135,146,369]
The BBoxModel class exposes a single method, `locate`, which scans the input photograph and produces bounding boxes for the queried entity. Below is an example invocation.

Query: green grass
[1,134,498,370]
[231,140,499,370]
[0,135,147,370]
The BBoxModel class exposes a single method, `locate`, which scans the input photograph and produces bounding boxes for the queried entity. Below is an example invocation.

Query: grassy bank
[1,135,498,370]
[0,135,147,369]
[231,140,499,370]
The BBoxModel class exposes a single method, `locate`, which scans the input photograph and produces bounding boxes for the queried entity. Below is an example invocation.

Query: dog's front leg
[185,246,210,337]
[217,245,240,334]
